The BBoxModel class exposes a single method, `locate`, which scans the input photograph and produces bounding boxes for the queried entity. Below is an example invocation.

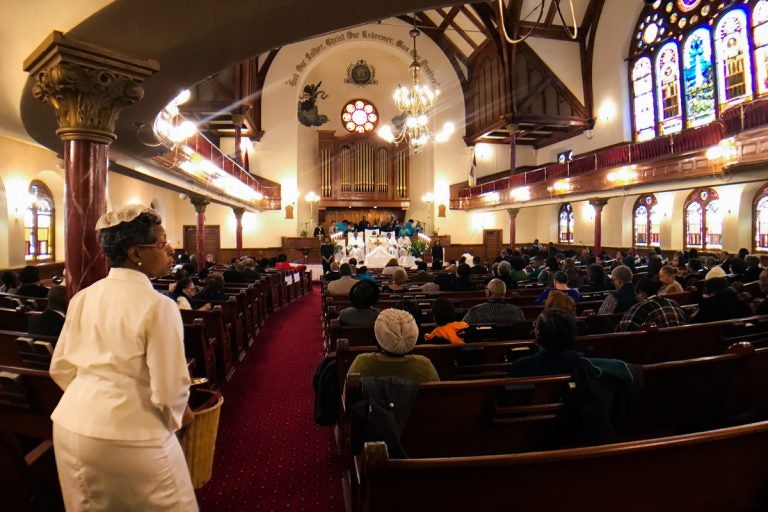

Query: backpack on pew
[313,353,339,426]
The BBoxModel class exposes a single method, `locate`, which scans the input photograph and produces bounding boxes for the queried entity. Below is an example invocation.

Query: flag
[468,149,477,187]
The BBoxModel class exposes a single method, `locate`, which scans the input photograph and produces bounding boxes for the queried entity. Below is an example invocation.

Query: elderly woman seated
[347,308,439,383]
[383,267,408,293]
[508,308,583,377]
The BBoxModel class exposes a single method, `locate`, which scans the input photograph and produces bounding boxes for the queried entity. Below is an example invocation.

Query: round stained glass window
[643,23,660,44]
[341,100,378,134]
[677,0,701,12]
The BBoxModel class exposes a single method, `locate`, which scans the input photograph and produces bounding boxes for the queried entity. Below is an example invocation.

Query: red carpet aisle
[196,287,345,511]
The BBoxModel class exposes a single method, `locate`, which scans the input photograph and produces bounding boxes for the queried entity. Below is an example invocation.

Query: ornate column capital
[189,194,211,213]
[507,208,520,220]
[232,207,245,219]
[24,31,159,144]
[589,198,609,211]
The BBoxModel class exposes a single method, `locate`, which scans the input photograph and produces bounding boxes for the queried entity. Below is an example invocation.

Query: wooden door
[483,229,503,262]
[183,225,221,261]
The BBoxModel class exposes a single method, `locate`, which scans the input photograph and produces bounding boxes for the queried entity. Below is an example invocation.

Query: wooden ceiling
[180,0,603,149]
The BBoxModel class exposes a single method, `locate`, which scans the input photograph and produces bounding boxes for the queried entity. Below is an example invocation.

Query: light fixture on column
[305,191,320,224]
[377,18,454,152]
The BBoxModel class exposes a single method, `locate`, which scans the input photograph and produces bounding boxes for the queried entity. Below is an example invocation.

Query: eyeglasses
[134,240,168,250]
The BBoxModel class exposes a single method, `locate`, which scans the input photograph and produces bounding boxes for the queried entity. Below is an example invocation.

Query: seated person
[170,277,211,311]
[381,258,404,276]
[425,298,468,345]
[339,280,381,327]
[324,262,342,282]
[744,255,763,283]
[597,265,637,315]
[409,261,434,283]
[347,308,440,383]
[356,266,375,281]
[241,257,261,280]
[616,278,686,332]
[437,263,477,292]
[469,256,489,275]
[223,262,247,283]
[494,260,518,290]
[383,268,408,292]
[508,308,583,377]
[657,265,684,296]
[508,257,528,282]
[756,269,768,315]
[694,267,753,323]
[327,263,357,296]
[580,264,611,292]
[16,265,49,298]
[462,278,523,325]
[0,270,18,294]
[193,274,228,301]
[27,285,68,338]
[534,271,581,305]
[544,291,589,336]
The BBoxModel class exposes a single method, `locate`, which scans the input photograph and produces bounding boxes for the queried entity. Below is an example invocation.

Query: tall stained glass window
[685,188,720,249]
[754,185,768,251]
[656,42,683,134]
[632,57,656,141]
[683,27,716,127]
[715,8,753,109]
[633,194,661,247]
[558,203,574,244]
[24,180,55,262]
[754,0,768,96]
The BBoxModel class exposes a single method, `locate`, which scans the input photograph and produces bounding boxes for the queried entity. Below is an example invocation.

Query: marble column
[233,207,245,258]
[24,31,158,296]
[190,195,210,270]
[589,198,609,257]
[507,208,519,252]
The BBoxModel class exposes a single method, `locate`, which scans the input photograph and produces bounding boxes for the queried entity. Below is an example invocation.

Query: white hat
[705,266,727,280]
[374,308,419,355]
[95,204,154,230]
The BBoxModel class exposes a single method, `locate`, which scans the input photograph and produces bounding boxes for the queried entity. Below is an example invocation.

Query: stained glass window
[24,180,54,262]
[632,58,656,141]
[683,27,716,127]
[684,188,719,249]
[558,203,574,244]
[341,100,378,134]
[656,42,683,134]
[754,186,768,251]
[754,1,768,96]
[715,8,753,109]
[633,194,661,247]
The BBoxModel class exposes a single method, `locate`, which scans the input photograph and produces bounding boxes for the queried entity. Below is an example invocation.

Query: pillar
[507,208,519,252]
[233,207,245,259]
[190,195,210,270]
[589,198,609,257]
[233,113,244,167]
[24,31,158,296]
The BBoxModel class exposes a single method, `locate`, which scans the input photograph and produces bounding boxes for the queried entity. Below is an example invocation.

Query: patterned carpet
[196,288,345,511]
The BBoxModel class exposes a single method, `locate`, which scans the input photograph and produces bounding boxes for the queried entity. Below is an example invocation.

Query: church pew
[181,307,235,382]
[183,319,217,388]
[0,432,63,511]
[189,296,245,362]
[356,420,768,512]
[0,364,62,439]
[0,306,36,333]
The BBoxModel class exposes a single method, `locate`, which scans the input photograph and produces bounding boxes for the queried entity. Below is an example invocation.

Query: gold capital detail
[31,63,144,144]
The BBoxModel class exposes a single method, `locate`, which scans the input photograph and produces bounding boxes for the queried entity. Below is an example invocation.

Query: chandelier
[378,20,454,152]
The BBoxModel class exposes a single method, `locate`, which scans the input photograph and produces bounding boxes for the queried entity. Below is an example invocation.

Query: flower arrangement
[410,238,429,258]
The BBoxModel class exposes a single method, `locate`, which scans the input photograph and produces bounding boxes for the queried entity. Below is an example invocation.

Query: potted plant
[410,238,428,259]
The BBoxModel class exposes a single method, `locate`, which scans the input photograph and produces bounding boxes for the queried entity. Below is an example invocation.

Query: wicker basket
[180,394,224,489]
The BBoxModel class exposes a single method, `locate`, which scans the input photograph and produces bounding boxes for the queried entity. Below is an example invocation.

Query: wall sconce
[548,179,572,194]
[706,137,737,162]
[510,186,531,202]
[474,143,493,161]
[606,165,637,185]
[584,203,596,221]
[598,99,616,123]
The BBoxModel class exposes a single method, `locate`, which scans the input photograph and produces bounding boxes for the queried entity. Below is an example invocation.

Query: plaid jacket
[616,296,687,332]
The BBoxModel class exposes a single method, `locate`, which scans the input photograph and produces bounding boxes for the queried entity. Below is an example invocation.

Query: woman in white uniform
[49,205,197,511]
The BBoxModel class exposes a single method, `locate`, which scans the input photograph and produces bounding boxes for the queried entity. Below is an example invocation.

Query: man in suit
[28,285,68,338]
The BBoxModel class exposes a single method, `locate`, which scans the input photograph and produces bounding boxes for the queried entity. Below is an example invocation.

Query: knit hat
[705,266,727,280]
[374,308,419,355]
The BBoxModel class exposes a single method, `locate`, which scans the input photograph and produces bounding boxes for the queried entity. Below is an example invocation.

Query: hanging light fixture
[378,17,454,152]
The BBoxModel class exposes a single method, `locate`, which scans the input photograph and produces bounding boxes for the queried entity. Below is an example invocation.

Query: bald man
[462,278,523,324]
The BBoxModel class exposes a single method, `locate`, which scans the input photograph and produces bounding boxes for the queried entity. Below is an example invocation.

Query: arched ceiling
[17,0,598,156]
